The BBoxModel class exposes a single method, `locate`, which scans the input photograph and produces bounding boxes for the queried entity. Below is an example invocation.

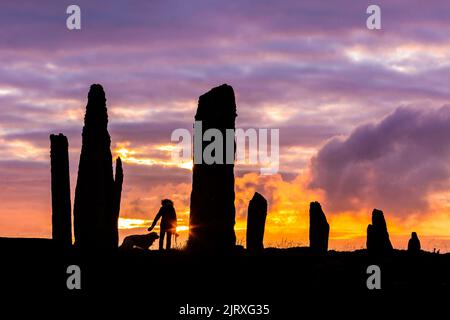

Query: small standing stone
[366,209,393,254]
[246,192,268,251]
[407,232,421,253]
[309,201,329,253]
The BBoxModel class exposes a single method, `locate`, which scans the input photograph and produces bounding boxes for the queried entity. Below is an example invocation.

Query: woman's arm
[147,208,163,231]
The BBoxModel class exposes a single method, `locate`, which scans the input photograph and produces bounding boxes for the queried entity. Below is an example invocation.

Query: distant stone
[407,232,421,253]
[309,201,329,253]
[366,209,393,254]
[246,192,268,251]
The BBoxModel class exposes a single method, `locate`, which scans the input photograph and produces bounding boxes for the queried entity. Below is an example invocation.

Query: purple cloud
[309,105,450,215]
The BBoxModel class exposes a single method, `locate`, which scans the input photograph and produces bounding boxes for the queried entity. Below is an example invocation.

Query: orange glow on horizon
[1,139,449,252]
[113,142,193,170]
[114,171,450,252]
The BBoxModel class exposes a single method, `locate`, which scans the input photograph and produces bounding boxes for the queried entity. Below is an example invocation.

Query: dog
[120,232,159,250]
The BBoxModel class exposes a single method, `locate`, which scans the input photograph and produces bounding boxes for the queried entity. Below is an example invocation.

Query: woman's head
[161,199,173,206]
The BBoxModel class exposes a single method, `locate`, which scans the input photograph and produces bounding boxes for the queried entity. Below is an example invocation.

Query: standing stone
[407,232,421,253]
[366,209,393,254]
[189,84,237,251]
[73,84,117,250]
[112,157,123,247]
[246,192,268,251]
[50,133,72,249]
[309,201,329,253]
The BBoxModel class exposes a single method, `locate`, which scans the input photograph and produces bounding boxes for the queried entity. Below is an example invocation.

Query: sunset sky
[1,1,450,251]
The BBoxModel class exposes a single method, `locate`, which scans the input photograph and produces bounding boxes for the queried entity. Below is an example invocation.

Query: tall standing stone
[309,201,329,253]
[366,209,393,254]
[50,133,72,249]
[246,192,268,251]
[73,84,117,250]
[189,84,237,251]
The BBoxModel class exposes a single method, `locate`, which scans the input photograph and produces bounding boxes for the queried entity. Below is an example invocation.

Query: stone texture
[188,84,237,251]
[309,201,329,253]
[246,192,268,251]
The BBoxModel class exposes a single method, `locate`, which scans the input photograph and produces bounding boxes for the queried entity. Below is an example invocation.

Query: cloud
[309,105,450,215]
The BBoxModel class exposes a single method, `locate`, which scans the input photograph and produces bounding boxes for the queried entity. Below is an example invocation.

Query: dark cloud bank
[310,105,450,216]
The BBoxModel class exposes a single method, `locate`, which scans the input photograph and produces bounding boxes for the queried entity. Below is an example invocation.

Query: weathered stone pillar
[407,231,421,253]
[189,84,237,251]
[309,201,329,253]
[73,84,116,250]
[246,192,268,251]
[366,209,393,254]
[50,133,72,249]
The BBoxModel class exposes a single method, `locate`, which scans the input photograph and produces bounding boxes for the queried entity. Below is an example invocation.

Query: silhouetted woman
[148,199,177,250]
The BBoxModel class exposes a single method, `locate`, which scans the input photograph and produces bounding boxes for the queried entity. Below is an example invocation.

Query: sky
[1,0,450,251]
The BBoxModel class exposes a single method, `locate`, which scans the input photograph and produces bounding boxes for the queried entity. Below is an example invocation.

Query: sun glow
[176,226,189,232]
[113,142,193,170]
[118,217,190,234]
[118,218,151,229]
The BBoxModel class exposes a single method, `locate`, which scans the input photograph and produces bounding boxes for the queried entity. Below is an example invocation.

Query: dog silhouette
[120,232,160,250]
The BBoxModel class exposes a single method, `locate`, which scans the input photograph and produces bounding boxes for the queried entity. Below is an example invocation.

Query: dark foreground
[1,237,449,317]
